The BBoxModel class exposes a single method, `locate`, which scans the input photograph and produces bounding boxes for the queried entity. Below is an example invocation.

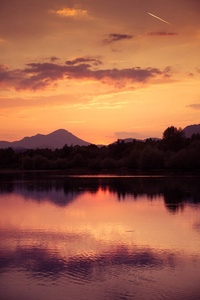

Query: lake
[0,173,200,300]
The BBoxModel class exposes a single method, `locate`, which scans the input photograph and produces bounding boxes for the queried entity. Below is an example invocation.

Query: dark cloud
[103,33,133,45]
[0,65,25,88]
[188,104,200,110]
[147,32,178,36]
[50,56,60,62]
[0,60,171,91]
[65,56,102,66]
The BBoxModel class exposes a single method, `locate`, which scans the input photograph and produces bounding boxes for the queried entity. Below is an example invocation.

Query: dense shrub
[101,158,117,169]
[167,149,200,169]
[139,147,164,169]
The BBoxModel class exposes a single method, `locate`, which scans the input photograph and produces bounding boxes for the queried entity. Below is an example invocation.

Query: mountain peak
[51,129,69,134]
[47,129,69,137]
[0,129,90,149]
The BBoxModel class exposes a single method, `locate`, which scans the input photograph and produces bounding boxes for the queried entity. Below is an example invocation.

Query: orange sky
[0,0,200,144]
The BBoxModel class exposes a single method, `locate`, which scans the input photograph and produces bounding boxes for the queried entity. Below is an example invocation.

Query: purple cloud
[0,65,25,87]
[187,72,194,77]
[50,56,60,62]
[103,33,133,45]
[147,32,178,36]
[65,56,102,66]
[0,59,172,91]
[188,104,200,110]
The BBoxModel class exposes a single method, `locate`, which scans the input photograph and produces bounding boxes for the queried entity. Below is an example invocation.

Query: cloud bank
[0,58,172,91]
[0,57,170,90]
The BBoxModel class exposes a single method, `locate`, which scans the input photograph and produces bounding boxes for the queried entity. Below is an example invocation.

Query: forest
[1,126,200,171]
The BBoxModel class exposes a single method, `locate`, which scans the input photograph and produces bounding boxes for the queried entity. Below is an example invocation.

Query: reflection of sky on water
[1,176,200,212]
[1,239,200,300]
[0,179,200,253]
[1,176,200,300]
[0,243,183,280]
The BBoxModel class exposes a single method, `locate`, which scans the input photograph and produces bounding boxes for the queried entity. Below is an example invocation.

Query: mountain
[183,124,200,138]
[0,129,90,149]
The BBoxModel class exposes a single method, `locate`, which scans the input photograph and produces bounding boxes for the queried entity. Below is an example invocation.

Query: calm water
[0,173,200,300]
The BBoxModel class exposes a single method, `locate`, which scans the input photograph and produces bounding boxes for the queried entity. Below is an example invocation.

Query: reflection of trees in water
[0,176,100,207]
[104,177,200,213]
[97,176,200,213]
[0,178,80,207]
[163,186,186,213]
[17,180,83,207]
[162,177,200,213]
[0,181,14,194]
[0,173,200,213]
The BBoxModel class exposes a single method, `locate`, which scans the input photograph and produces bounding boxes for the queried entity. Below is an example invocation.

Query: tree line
[0,126,200,170]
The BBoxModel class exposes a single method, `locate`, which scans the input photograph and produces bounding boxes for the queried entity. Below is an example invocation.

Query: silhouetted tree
[101,157,116,169]
[139,146,164,169]
[0,148,19,168]
[166,149,200,169]
[162,126,185,151]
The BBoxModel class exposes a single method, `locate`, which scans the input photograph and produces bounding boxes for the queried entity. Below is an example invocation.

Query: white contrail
[148,12,171,25]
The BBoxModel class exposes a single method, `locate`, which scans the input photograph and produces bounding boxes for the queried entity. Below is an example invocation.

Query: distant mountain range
[183,124,200,138]
[0,129,90,149]
[0,124,199,150]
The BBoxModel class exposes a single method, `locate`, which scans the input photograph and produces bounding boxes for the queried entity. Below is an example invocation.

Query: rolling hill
[0,129,90,149]
[183,124,200,138]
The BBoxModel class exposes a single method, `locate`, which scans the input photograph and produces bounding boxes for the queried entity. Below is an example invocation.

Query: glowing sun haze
[0,0,200,144]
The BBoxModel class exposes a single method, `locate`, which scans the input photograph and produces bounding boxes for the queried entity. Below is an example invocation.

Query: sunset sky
[1,0,200,144]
